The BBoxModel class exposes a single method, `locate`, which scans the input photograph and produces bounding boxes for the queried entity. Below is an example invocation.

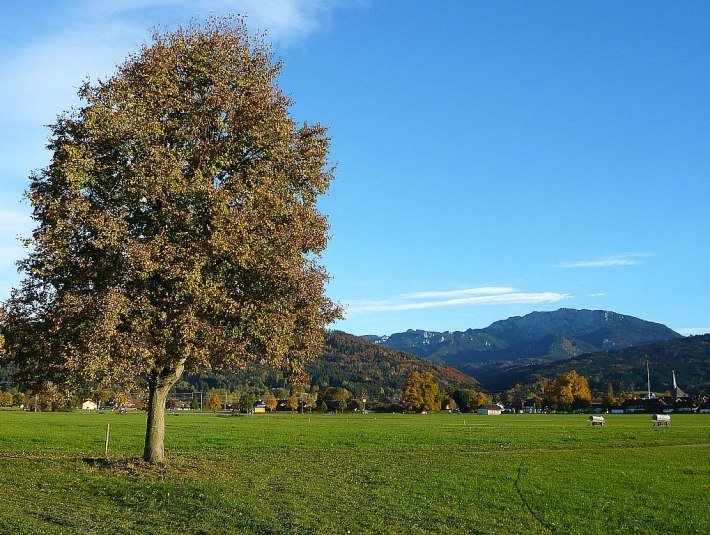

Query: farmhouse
[81,400,97,411]
[478,404,502,416]
[253,401,267,413]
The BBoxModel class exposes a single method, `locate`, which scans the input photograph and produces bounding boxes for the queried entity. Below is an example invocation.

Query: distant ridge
[474,334,710,394]
[362,308,682,368]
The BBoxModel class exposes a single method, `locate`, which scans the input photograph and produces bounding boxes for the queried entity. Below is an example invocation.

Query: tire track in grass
[514,460,555,534]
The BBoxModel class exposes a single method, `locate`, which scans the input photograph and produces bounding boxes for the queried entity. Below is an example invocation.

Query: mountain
[310,331,479,395]
[364,309,681,368]
[477,334,710,394]
[179,331,479,397]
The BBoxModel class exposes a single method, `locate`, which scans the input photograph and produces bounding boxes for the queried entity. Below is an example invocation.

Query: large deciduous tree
[2,17,339,463]
[402,371,440,412]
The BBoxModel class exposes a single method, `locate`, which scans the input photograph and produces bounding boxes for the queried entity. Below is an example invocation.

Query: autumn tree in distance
[2,17,340,464]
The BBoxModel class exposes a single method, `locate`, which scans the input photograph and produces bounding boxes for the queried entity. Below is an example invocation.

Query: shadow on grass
[81,456,166,475]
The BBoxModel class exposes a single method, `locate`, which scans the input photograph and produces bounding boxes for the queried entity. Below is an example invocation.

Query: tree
[13,392,25,407]
[447,398,457,412]
[205,393,222,412]
[601,384,616,409]
[265,394,277,412]
[319,386,350,412]
[239,393,256,413]
[0,391,13,407]
[1,18,339,463]
[402,371,439,412]
[454,389,492,413]
[288,394,299,412]
[542,371,592,412]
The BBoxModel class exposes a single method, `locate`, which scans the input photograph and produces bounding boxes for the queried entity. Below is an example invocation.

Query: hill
[1,331,477,400]
[472,334,710,394]
[309,331,478,395]
[364,309,681,368]
[177,331,479,398]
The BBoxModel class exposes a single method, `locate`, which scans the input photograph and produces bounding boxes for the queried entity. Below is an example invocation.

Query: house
[253,401,267,413]
[82,400,98,411]
[623,398,668,414]
[590,399,604,413]
[478,404,502,416]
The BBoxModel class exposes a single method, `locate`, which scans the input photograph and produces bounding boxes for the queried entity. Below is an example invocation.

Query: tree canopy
[402,371,440,412]
[2,17,339,463]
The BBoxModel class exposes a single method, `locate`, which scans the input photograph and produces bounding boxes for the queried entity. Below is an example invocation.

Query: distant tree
[92,387,114,410]
[190,397,201,411]
[403,371,439,412]
[265,394,278,412]
[543,371,592,411]
[205,393,223,412]
[13,392,25,407]
[454,389,492,413]
[601,384,616,409]
[321,386,350,403]
[447,398,457,412]
[165,397,179,410]
[239,393,256,413]
[289,394,299,412]
[335,399,347,413]
[302,392,317,412]
[316,399,328,413]
[1,17,340,464]
[0,391,12,407]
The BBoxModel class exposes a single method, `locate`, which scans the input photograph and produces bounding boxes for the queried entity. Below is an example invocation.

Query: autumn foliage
[2,17,339,463]
[402,371,440,412]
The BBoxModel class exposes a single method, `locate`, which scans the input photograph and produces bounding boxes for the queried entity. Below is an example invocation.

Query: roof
[480,405,502,410]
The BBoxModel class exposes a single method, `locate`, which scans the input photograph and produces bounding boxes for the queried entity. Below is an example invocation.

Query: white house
[82,400,98,411]
[477,404,502,416]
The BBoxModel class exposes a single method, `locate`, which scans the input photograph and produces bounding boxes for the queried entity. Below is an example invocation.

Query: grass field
[0,410,708,534]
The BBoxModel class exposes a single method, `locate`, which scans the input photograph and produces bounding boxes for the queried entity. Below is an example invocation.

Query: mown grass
[0,411,707,534]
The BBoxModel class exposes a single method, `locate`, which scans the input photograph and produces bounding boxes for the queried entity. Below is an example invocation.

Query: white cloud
[585,292,606,297]
[0,1,349,130]
[347,288,571,315]
[675,327,710,336]
[557,254,649,269]
[401,286,516,299]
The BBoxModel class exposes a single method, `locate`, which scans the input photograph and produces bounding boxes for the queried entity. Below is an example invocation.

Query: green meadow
[0,411,707,534]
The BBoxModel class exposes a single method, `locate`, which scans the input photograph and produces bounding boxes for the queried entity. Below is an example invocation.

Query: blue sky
[0,1,708,336]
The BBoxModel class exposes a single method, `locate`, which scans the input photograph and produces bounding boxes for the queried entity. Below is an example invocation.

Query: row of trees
[502,370,593,411]
[401,371,494,413]
[401,370,597,414]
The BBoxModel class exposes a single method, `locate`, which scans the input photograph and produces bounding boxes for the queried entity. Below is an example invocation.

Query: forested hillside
[473,334,710,394]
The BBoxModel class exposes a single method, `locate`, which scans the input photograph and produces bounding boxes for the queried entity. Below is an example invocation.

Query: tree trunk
[143,361,185,464]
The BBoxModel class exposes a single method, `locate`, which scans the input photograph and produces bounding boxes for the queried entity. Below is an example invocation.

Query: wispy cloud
[585,292,606,297]
[347,287,571,315]
[0,1,350,129]
[557,253,649,269]
[401,286,516,299]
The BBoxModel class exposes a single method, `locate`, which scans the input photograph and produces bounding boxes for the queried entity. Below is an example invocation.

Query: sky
[0,1,708,336]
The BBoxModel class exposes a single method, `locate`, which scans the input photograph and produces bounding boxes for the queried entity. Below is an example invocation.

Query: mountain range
[2,308,704,398]
[363,308,681,368]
